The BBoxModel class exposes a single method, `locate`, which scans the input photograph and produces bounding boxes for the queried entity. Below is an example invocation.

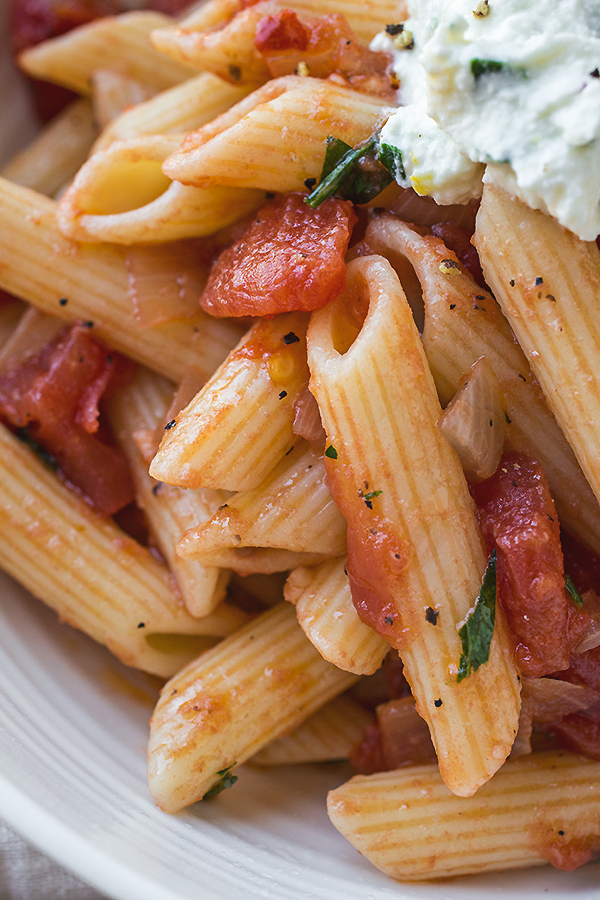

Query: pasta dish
[1,0,600,887]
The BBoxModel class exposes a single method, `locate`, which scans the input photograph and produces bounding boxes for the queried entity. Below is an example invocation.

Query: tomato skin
[200,193,357,317]
[551,704,600,762]
[430,223,486,288]
[255,9,309,52]
[0,324,135,516]
[471,452,590,677]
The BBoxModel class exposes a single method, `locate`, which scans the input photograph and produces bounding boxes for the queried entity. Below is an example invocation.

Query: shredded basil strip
[305,132,393,208]
[456,551,496,683]
[471,58,505,80]
[363,490,382,501]
[325,445,338,460]
[203,765,238,799]
[565,573,584,609]
[378,142,406,180]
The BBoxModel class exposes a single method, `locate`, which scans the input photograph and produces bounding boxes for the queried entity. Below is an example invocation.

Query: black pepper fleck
[384,615,394,625]
[228,64,241,80]
[165,419,176,430]
[137,622,145,628]
[283,331,300,344]
[450,303,456,310]
[152,483,162,496]
[279,390,288,399]
[509,279,515,287]
[558,830,565,836]
[425,607,439,625]
[535,276,543,285]
[385,23,404,34]
[83,320,94,328]
[505,412,512,424]
[434,698,443,708]
[59,297,68,306]
[518,373,526,382]
[285,445,294,455]
[304,178,317,190]
[591,68,599,78]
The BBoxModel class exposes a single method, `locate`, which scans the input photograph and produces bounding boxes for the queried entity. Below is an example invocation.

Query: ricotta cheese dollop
[372,0,600,240]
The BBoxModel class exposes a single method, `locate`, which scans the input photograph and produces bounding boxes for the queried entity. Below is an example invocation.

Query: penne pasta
[184,547,329,575]
[366,213,600,556]
[150,312,310,491]
[0,421,241,678]
[177,442,347,558]
[18,12,197,96]
[251,693,372,765]
[0,99,98,198]
[308,255,521,797]
[475,183,600,512]
[162,76,392,191]
[0,178,242,383]
[56,133,265,244]
[92,72,253,152]
[109,367,233,619]
[91,69,156,129]
[285,558,389,674]
[147,602,357,811]
[327,751,600,880]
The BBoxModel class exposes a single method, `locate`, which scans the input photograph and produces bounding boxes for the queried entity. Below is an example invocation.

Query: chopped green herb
[363,490,382,501]
[378,142,406,180]
[565,573,584,609]
[456,551,496,683]
[471,58,505,80]
[305,133,392,208]
[203,765,238,799]
[325,445,338,460]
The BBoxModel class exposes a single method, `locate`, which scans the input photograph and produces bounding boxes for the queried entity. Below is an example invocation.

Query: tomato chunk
[0,323,135,515]
[471,452,590,677]
[254,10,394,97]
[199,193,357,317]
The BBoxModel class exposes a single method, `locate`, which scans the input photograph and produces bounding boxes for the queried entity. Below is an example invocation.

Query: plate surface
[0,11,599,900]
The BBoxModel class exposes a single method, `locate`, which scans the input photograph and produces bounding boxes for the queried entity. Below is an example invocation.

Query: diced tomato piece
[349,720,386,775]
[430,223,486,288]
[554,645,600,694]
[471,452,590,677]
[551,702,600,762]
[254,10,394,97]
[0,324,135,516]
[255,9,309,52]
[199,193,357,317]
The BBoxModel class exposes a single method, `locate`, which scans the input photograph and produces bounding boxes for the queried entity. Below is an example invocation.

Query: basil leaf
[305,132,392,208]
[15,427,58,473]
[203,764,238,799]
[471,58,505,80]
[565,573,584,609]
[379,142,406,180]
[325,445,338,460]
[456,551,496,683]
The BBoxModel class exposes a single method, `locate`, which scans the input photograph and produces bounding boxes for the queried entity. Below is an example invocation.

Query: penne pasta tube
[56,134,265,244]
[18,12,197,96]
[147,601,358,811]
[0,422,242,678]
[109,368,234,619]
[0,307,64,370]
[151,3,273,85]
[92,72,253,152]
[327,751,600,880]
[177,442,347,558]
[177,0,407,47]
[0,99,98,197]
[91,69,156,129]
[187,547,329,575]
[285,559,389,674]
[0,178,241,383]
[150,313,310,491]
[307,255,521,797]
[366,213,600,556]
[162,76,392,191]
[475,184,600,512]
[251,694,372,765]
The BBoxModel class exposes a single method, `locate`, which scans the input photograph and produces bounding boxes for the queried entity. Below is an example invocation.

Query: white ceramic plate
[1,11,600,900]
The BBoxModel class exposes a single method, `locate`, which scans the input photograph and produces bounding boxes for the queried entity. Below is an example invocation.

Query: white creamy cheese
[373,0,600,240]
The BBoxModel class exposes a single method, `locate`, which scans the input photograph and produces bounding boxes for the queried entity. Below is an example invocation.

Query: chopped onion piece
[126,240,209,329]
[292,388,326,445]
[574,590,600,654]
[512,676,600,757]
[438,356,505,482]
